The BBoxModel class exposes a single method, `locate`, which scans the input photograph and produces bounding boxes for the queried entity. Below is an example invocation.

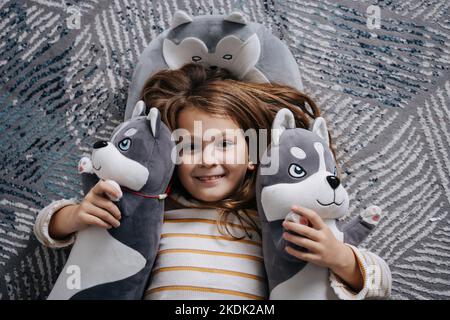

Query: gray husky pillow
[125,10,304,120]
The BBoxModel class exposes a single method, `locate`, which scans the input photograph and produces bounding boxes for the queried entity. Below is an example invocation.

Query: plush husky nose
[93,141,108,149]
[326,175,340,190]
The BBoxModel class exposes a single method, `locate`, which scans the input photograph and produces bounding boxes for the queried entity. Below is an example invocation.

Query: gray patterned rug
[1,0,449,300]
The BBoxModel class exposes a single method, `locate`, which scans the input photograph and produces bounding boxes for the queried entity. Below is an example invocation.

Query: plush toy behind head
[256,109,381,300]
[125,10,304,120]
[48,101,175,300]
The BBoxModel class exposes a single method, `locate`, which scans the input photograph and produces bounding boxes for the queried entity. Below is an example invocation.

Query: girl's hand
[72,180,122,230]
[282,205,363,291]
[49,180,122,240]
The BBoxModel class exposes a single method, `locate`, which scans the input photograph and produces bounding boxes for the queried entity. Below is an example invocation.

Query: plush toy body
[256,109,381,300]
[125,10,304,120]
[48,102,175,300]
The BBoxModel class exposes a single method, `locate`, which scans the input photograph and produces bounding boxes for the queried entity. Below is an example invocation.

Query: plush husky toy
[47,101,175,300]
[256,109,381,300]
[125,10,304,120]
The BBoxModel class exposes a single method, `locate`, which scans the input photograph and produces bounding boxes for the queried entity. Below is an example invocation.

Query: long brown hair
[140,63,329,239]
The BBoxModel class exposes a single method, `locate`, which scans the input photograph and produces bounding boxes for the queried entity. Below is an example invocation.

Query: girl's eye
[190,143,200,151]
[222,54,232,60]
[118,138,131,151]
[217,140,234,149]
[289,164,306,178]
[183,143,200,153]
[192,56,202,62]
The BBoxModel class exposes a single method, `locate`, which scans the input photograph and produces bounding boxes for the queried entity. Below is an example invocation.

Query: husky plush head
[79,101,172,192]
[125,11,304,120]
[258,109,349,223]
[163,11,263,82]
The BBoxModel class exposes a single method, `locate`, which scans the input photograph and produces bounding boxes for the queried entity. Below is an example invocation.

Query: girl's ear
[311,117,330,147]
[272,108,296,146]
[131,100,146,118]
[247,161,255,171]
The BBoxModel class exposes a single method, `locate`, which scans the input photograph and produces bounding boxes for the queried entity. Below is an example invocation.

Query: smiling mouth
[316,199,344,207]
[93,163,102,171]
[195,174,226,182]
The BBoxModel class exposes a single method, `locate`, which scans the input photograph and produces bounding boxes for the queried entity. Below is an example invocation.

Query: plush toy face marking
[290,147,306,160]
[259,110,349,222]
[163,34,260,80]
[124,128,137,137]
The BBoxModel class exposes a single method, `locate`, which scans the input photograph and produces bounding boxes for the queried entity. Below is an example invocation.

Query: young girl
[34,63,391,300]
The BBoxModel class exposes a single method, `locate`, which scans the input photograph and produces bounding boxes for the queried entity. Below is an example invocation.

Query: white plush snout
[91,142,149,191]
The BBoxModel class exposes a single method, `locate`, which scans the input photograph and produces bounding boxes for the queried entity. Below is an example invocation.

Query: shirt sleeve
[33,198,79,248]
[329,244,392,300]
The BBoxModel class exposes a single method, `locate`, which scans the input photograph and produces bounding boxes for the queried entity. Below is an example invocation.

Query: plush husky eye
[118,138,131,151]
[333,166,338,177]
[192,56,202,62]
[289,164,306,178]
[222,54,232,60]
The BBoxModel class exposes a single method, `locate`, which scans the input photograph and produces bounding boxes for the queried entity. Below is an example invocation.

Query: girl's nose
[201,145,219,166]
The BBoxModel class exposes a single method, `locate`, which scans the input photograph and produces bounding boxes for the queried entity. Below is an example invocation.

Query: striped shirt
[34,198,391,300]
[144,208,268,300]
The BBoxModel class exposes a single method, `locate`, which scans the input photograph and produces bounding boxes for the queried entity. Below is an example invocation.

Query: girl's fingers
[91,195,121,220]
[283,232,322,253]
[285,246,320,263]
[291,205,325,230]
[91,180,120,199]
[84,203,121,228]
[282,221,321,241]
[82,214,113,229]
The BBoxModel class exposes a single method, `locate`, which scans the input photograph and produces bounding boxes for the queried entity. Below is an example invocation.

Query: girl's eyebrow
[223,133,238,143]
[211,132,240,143]
[187,131,236,143]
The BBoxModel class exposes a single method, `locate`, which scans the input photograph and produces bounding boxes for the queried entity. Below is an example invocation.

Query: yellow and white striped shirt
[144,208,268,300]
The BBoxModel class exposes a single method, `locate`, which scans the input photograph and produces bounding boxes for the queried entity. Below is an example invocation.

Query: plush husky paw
[285,211,309,226]
[78,157,93,174]
[104,179,123,201]
[360,205,382,226]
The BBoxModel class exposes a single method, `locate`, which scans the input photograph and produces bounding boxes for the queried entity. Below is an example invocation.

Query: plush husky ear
[147,107,161,138]
[171,10,193,29]
[224,11,248,25]
[312,117,330,147]
[272,108,296,146]
[223,11,247,25]
[131,100,146,118]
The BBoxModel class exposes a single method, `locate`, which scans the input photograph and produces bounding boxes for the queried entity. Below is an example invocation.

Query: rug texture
[0,0,449,300]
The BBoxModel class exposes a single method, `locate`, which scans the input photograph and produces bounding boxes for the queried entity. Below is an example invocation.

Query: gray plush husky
[125,10,304,120]
[47,101,175,300]
[256,109,381,300]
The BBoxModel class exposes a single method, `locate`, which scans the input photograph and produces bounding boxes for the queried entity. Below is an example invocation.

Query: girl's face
[176,107,255,202]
